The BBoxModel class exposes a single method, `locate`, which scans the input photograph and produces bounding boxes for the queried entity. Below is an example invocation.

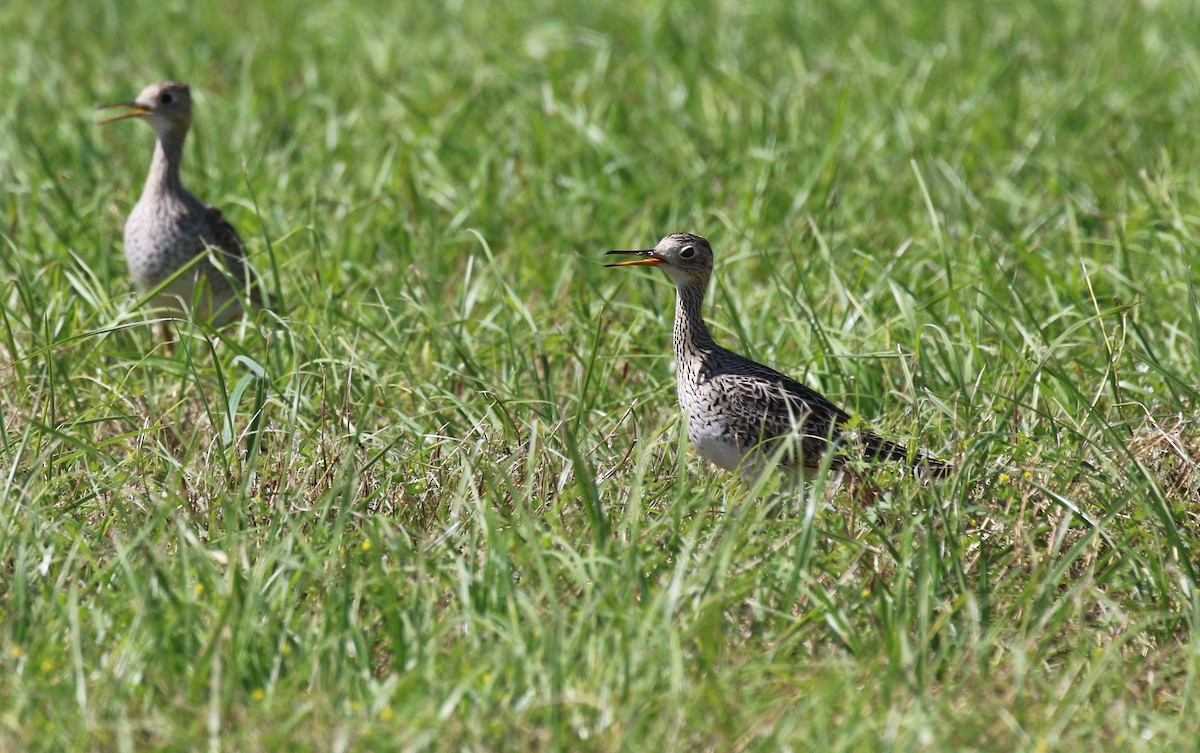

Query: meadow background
[3,0,1200,749]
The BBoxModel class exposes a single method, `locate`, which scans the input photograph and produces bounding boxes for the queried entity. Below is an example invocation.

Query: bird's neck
[673,279,715,357]
[142,125,187,199]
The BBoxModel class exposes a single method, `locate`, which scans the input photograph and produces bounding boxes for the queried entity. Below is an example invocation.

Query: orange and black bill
[605,249,666,267]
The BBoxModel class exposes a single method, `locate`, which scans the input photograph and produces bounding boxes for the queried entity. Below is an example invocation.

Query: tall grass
[2,0,1200,749]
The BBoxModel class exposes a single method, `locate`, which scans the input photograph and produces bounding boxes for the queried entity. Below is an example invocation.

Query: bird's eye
[159,92,175,105]
[680,246,695,258]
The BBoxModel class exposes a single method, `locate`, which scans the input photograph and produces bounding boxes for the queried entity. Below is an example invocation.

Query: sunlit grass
[2,0,1200,750]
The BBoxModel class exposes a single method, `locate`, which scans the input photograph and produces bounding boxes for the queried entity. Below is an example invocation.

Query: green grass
[3,0,1200,749]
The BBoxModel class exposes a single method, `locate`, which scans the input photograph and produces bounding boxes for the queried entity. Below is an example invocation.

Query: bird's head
[99,81,193,135]
[605,232,713,287]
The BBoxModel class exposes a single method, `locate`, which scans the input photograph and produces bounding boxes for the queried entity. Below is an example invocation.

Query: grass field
[3,0,1200,749]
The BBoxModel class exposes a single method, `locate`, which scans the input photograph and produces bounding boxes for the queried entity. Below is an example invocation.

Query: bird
[606,232,952,482]
[100,81,269,330]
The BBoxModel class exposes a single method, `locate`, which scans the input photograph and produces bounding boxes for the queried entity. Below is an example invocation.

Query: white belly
[686,416,748,474]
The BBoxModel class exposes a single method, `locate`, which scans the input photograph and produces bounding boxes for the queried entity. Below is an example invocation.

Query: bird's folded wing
[706,369,851,468]
[201,204,270,306]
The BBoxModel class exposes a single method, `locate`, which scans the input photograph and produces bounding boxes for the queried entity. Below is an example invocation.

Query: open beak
[604,249,668,268]
[97,101,151,125]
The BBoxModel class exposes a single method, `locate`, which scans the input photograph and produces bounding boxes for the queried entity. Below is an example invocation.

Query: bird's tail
[862,434,953,479]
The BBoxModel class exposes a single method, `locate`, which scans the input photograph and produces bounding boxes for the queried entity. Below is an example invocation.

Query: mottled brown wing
[711,356,950,475]
[766,370,954,476]
[200,204,270,308]
[708,368,850,470]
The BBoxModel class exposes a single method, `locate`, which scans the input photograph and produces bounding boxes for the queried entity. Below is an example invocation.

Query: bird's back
[678,343,948,478]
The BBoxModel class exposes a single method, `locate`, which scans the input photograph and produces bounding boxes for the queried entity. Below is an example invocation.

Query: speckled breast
[123,198,206,291]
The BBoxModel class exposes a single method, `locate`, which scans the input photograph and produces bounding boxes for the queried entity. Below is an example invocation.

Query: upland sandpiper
[607,232,951,481]
[101,81,269,329]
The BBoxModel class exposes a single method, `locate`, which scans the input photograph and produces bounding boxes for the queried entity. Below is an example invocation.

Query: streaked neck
[142,124,187,199]
[673,279,715,356]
